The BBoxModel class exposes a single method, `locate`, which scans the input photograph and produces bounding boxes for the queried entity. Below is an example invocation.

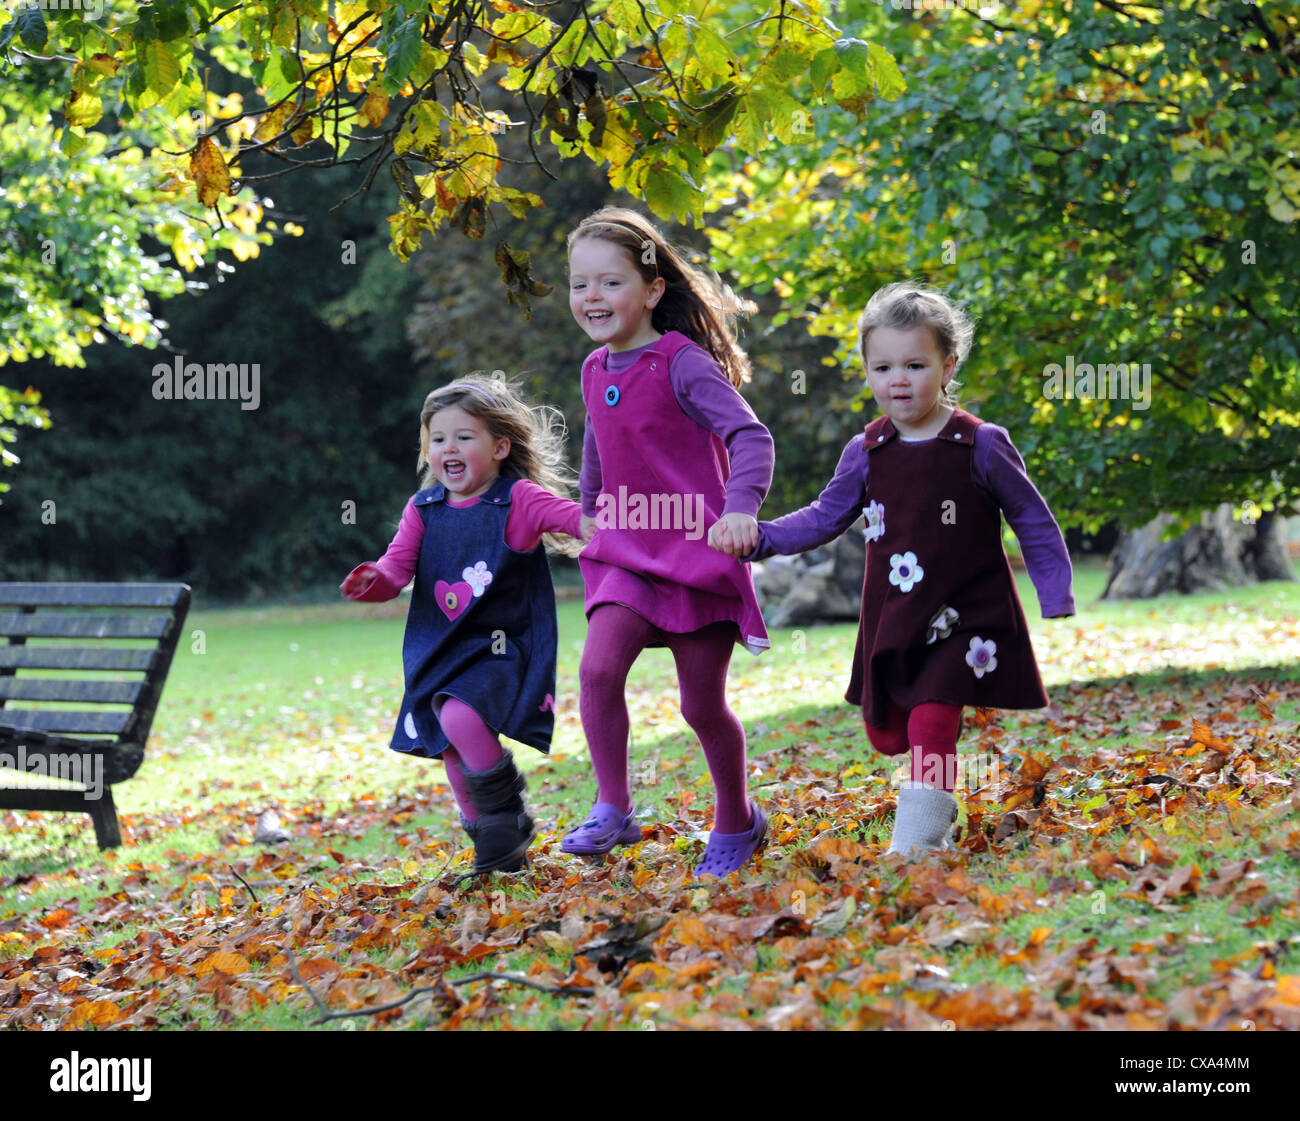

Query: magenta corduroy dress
[578,331,769,654]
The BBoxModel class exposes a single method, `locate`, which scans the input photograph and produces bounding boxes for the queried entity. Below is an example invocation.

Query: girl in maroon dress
[724,283,1075,856]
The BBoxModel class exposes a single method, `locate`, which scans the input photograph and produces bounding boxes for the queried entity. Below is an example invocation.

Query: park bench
[0,583,191,850]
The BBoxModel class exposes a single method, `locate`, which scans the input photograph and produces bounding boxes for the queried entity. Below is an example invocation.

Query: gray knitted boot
[886,782,958,856]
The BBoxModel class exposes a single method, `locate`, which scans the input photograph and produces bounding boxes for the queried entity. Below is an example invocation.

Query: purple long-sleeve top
[749,423,1076,618]
[579,340,774,518]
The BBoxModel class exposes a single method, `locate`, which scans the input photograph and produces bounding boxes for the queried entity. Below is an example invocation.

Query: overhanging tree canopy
[0,0,901,363]
[0,0,905,488]
[705,0,1300,536]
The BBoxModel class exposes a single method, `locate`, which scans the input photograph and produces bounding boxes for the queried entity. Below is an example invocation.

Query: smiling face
[568,236,665,352]
[862,325,957,438]
[424,405,510,500]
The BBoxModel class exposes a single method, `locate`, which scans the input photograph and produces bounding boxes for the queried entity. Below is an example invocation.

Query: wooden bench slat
[0,583,189,608]
[0,786,122,847]
[0,679,143,703]
[0,581,191,850]
[1,723,121,753]
[2,710,132,735]
[0,614,173,639]
[0,647,156,671]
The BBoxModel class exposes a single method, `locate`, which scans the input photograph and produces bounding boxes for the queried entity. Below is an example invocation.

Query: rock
[752,553,801,603]
[754,530,866,627]
[253,809,291,844]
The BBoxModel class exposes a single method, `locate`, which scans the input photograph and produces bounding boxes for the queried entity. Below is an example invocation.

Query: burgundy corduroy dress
[847,409,1048,726]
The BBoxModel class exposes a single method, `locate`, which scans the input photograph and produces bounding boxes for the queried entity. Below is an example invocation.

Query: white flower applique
[926,605,959,645]
[862,500,886,544]
[888,551,924,593]
[966,636,998,678]
[462,562,494,597]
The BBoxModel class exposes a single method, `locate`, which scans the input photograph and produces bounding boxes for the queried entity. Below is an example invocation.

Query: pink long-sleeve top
[343,479,582,601]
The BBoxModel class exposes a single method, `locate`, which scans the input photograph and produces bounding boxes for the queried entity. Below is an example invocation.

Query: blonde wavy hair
[418,373,582,556]
[856,282,975,407]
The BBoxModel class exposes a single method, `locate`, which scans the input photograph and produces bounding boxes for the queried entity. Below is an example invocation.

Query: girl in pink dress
[561,208,773,878]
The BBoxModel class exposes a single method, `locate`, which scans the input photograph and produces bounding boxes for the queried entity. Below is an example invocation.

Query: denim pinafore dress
[390,475,558,758]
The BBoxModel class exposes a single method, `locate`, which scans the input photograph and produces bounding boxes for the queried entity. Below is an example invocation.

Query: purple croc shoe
[561,803,642,855]
[694,800,768,879]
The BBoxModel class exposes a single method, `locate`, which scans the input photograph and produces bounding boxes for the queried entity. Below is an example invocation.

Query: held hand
[341,563,379,598]
[580,514,598,542]
[707,513,758,557]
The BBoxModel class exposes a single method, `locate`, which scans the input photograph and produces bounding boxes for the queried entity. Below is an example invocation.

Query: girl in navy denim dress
[343,376,585,873]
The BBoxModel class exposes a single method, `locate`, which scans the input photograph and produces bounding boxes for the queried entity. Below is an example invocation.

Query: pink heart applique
[434,579,475,621]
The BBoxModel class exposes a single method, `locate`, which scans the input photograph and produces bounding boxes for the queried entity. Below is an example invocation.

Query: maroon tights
[864,700,962,791]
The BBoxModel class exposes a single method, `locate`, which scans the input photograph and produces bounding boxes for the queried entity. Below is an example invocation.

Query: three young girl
[348,213,1071,874]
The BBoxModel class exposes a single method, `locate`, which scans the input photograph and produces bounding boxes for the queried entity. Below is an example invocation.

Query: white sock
[886,782,958,856]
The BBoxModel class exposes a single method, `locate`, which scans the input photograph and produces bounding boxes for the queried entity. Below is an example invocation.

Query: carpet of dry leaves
[3,672,1299,1031]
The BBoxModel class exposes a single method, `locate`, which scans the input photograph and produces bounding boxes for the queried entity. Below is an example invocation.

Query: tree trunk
[1102,505,1295,599]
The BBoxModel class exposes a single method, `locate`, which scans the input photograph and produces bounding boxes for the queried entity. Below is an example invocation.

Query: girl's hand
[580,514,598,542]
[708,513,758,557]
[341,563,379,597]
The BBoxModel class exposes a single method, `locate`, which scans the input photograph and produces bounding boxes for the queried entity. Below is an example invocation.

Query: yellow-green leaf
[85,52,121,78]
[190,137,232,208]
[253,101,293,143]
[868,41,906,100]
[412,100,447,152]
[140,39,181,98]
[59,127,89,157]
[643,161,697,224]
[606,0,641,33]
[63,90,103,129]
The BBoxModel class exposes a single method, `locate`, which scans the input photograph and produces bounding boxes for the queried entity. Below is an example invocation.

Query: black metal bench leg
[88,787,121,850]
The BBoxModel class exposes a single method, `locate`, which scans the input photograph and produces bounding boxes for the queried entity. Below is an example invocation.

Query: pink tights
[436,695,504,822]
[579,604,751,833]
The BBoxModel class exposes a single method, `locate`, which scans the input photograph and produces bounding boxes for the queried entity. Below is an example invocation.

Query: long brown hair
[418,373,581,556]
[567,207,756,388]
